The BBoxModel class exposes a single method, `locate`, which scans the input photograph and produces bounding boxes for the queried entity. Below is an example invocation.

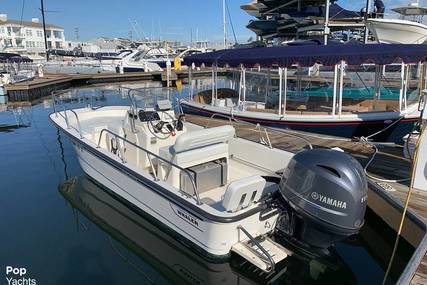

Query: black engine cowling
[276,148,368,249]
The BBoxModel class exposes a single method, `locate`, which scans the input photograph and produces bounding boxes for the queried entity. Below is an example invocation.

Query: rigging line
[225,0,238,45]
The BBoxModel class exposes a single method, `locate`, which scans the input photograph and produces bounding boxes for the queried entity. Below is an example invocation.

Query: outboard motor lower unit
[276,149,368,249]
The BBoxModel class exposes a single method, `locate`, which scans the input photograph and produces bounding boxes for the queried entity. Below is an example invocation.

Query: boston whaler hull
[49,106,287,260]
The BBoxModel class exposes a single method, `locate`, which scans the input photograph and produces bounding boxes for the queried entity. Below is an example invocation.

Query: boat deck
[185,114,427,285]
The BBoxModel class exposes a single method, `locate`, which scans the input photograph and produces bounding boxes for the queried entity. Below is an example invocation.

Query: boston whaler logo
[311,192,347,209]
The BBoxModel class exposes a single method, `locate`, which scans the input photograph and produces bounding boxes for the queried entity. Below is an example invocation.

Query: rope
[362,116,420,183]
[381,123,426,285]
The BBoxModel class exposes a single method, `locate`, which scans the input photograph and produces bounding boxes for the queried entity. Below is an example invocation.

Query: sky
[0,0,413,43]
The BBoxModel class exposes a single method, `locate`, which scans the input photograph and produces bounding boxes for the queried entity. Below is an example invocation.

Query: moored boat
[181,44,427,142]
[50,87,370,271]
[366,1,427,44]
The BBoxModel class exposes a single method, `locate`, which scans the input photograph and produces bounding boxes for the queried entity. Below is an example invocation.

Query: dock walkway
[185,114,427,285]
[4,69,224,102]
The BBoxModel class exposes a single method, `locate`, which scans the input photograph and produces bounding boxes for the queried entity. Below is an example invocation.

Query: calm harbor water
[0,82,415,285]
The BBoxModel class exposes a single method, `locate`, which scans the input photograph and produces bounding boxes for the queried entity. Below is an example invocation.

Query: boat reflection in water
[59,176,357,285]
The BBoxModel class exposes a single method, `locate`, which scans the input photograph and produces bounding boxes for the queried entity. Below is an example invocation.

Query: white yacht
[50,88,368,271]
[44,49,163,74]
[366,1,427,44]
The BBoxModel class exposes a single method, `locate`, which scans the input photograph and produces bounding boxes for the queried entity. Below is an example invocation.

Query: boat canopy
[185,44,427,68]
[0,53,32,63]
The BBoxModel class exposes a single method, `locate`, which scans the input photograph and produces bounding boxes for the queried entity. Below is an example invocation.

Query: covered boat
[181,44,427,142]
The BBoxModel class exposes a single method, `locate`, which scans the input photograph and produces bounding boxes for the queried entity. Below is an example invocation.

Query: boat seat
[222,175,266,213]
[158,125,235,189]
[226,98,235,107]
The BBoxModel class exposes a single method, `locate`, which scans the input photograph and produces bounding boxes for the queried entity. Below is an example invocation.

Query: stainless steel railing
[97,128,202,205]
[237,225,276,272]
[204,112,313,150]
[52,90,84,138]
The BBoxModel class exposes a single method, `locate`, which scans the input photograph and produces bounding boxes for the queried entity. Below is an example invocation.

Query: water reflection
[58,176,358,285]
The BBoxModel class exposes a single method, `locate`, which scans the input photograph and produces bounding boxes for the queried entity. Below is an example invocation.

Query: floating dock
[185,114,427,285]
[4,69,227,102]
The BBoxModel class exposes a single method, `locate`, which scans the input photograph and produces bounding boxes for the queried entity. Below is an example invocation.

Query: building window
[46,30,51,38]
[0,27,4,34]
[53,30,62,39]
[47,41,52,48]
[26,29,32,37]
[36,30,43,37]
[26,41,36,48]
[55,41,62,49]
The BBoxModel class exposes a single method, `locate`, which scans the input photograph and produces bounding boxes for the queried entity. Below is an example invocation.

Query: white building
[0,14,66,59]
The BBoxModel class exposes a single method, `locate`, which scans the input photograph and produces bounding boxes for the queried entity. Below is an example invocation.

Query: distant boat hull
[366,19,427,44]
[180,101,418,143]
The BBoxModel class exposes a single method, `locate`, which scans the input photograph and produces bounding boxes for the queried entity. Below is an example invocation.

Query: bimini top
[184,44,427,68]
[0,53,32,63]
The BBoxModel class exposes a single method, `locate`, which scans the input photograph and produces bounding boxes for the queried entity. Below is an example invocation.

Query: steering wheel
[147,111,177,140]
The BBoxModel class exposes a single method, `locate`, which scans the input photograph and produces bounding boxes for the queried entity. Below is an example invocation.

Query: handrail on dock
[97,128,202,205]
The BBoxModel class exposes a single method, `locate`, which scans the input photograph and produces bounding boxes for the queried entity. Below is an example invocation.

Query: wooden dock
[185,114,427,285]
[4,69,227,102]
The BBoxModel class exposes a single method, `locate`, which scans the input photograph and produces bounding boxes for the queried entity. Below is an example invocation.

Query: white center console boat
[50,88,368,272]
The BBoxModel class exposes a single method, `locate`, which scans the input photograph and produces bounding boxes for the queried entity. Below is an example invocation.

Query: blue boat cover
[0,53,33,63]
[285,4,360,19]
[185,44,427,68]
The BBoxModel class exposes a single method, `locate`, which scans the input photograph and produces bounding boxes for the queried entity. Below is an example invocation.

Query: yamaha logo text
[311,192,347,209]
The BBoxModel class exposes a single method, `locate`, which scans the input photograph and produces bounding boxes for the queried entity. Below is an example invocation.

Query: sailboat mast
[40,0,49,61]
[223,0,227,49]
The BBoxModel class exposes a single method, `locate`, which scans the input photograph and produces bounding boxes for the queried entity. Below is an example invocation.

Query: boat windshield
[131,50,150,62]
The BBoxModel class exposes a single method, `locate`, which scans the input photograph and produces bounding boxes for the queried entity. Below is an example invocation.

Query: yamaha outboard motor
[276,149,368,250]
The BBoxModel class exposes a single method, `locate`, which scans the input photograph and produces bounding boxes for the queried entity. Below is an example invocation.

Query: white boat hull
[366,19,427,44]
[65,133,278,257]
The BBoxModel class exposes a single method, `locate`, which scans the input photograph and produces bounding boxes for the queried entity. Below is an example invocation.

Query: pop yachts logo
[311,192,347,209]
[5,266,37,285]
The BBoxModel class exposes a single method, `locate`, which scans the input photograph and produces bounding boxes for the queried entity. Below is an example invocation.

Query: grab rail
[52,92,84,139]
[205,112,313,150]
[97,128,202,205]
[237,225,275,272]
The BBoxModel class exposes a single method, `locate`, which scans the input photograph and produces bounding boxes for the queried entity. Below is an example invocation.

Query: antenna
[74,27,79,41]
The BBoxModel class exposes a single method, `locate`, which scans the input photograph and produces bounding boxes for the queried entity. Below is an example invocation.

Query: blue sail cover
[185,44,427,68]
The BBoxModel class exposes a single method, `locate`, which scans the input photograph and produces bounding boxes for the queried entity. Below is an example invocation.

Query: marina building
[0,13,66,59]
